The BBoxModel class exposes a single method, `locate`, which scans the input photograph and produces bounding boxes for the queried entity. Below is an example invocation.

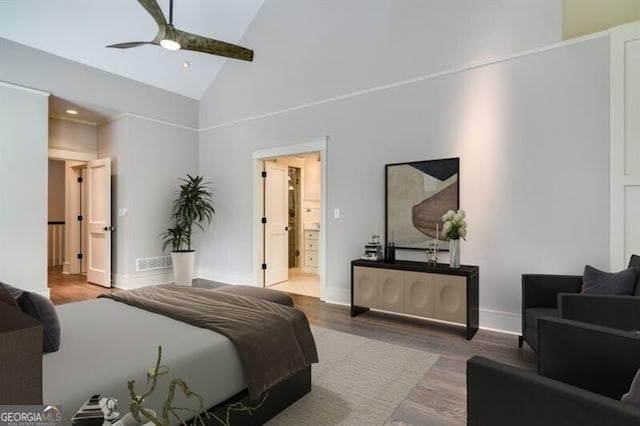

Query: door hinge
[77,215,83,221]
[77,253,83,260]
[261,171,267,178]
[261,217,267,224]
[261,263,267,270]
[77,177,83,183]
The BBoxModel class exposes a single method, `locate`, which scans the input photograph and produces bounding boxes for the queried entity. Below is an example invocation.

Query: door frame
[49,149,97,276]
[252,137,327,301]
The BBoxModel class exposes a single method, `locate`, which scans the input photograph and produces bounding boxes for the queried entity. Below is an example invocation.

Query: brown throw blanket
[99,285,318,398]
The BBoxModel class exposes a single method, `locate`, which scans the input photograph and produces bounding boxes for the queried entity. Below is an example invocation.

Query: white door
[86,158,112,287]
[265,161,289,285]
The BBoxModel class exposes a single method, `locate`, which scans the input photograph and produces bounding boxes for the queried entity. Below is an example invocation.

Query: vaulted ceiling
[0,0,264,100]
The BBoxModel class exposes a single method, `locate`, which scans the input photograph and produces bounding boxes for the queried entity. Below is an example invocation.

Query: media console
[351,259,479,339]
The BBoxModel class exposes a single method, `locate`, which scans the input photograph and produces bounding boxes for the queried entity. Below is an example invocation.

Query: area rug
[266,326,440,425]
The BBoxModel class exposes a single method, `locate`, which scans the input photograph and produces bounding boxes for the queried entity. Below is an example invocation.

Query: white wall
[49,118,97,154]
[0,83,49,295]
[98,115,199,288]
[197,0,610,332]
[200,0,562,128]
[0,38,198,129]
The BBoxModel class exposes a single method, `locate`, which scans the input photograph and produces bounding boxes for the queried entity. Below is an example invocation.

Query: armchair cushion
[526,308,558,333]
[581,265,638,295]
[523,308,558,352]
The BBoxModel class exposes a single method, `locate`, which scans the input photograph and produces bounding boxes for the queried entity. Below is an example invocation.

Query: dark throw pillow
[581,265,639,295]
[622,368,640,407]
[17,291,61,353]
[0,282,20,310]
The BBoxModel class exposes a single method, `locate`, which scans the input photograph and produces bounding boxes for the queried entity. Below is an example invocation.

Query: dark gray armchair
[519,255,640,352]
[468,317,640,426]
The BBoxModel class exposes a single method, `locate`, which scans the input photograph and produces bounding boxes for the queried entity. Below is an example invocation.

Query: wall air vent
[136,255,172,272]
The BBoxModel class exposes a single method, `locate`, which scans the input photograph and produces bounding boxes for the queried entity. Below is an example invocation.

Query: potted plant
[162,175,215,286]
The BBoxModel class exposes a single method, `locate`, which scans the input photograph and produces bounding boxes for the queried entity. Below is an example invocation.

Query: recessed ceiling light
[183,61,190,68]
[66,109,78,115]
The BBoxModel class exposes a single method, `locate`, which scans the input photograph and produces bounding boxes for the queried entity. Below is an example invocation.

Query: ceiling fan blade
[106,41,156,49]
[175,29,253,62]
[137,0,168,29]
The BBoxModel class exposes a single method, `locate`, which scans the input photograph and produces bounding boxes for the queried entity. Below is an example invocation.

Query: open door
[86,158,112,287]
[264,161,289,286]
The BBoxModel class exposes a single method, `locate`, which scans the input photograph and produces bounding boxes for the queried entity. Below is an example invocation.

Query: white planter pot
[171,251,195,286]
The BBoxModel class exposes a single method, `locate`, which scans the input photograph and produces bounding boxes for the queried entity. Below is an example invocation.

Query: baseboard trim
[113,270,173,290]
[322,287,350,305]
[479,309,521,334]
[197,268,254,286]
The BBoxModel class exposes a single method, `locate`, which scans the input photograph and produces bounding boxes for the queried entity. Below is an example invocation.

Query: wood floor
[47,267,117,304]
[48,271,536,425]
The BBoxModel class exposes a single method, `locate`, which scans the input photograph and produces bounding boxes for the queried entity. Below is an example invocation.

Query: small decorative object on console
[426,223,439,266]
[71,394,106,425]
[385,242,396,263]
[362,235,383,261]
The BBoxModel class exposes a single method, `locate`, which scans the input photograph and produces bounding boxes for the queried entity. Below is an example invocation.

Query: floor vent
[136,255,172,272]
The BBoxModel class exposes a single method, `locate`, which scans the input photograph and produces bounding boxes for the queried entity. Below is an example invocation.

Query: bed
[41,285,317,425]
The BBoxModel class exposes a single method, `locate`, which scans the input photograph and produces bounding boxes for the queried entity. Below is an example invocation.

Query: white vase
[449,239,460,268]
[171,251,195,286]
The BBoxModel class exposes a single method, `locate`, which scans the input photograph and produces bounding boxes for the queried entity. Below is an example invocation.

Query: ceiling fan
[107,0,253,61]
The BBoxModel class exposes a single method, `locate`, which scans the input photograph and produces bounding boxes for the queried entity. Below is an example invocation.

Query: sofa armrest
[467,356,640,426]
[538,317,640,399]
[558,294,640,331]
[522,274,582,311]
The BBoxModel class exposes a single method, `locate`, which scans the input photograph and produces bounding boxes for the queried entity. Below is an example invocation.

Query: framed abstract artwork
[385,158,460,250]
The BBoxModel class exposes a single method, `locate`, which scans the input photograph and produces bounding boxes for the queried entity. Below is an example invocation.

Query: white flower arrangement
[442,209,467,240]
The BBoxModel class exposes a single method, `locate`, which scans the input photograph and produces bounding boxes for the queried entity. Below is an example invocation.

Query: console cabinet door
[354,266,378,308]
[377,269,405,312]
[433,275,467,324]
[404,271,434,317]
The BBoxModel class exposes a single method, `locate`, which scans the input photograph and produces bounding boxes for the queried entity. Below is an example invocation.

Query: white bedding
[43,298,246,425]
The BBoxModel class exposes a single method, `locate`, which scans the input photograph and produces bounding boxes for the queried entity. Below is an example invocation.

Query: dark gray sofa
[468,317,640,426]
[520,254,640,352]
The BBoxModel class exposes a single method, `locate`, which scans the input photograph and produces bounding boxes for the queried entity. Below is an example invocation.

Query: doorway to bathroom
[262,154,320,298]
[253,138,327,300]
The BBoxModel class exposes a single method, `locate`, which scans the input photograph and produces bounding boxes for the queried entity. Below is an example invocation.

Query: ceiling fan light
[160,39,181,51]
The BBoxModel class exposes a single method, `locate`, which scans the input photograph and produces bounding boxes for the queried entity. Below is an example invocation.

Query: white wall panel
[625,187,640,261]
[624,38,640,176]
[611,22,640,270]
[0,83,49,294]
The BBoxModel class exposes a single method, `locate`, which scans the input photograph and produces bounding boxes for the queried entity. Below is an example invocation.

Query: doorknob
[104,226,115,232]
